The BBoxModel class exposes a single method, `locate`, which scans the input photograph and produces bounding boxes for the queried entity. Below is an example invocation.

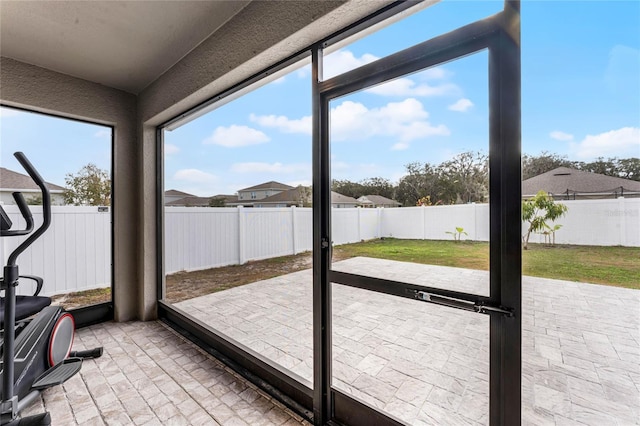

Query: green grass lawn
[332,239,640,290]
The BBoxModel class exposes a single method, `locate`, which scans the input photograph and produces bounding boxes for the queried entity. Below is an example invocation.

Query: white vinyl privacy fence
[2,198,638,294]
[0,206,111,296]
[166,198,639,274]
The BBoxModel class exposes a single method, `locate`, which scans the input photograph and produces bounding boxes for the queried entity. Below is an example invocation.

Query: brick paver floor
[22,321,309,425]
[176,257,640,426]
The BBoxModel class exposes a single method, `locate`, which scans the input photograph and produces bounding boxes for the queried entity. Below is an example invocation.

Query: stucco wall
[0,57,139,321]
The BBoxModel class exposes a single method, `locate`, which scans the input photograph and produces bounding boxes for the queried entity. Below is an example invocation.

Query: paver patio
[176,257,640,425]
[25,321,309,425]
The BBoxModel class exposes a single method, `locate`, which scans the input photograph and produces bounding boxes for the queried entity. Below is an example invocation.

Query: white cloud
[251,98,449,149]
[367,78,458,97]
[297,50,379,79]
[572,127,640,159]
[325,50,379,78]
[550,131,574,141]
[173,169,217,183]
[297,50,456,98]
[448,98,474,112]
[231,162,310,174]
[250,113,311,134]
[204,125,270,147]
[330,98,450,144]
[165,143,180,155]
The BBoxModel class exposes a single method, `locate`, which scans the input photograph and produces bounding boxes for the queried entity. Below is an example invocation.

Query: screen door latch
[415,291,514,317]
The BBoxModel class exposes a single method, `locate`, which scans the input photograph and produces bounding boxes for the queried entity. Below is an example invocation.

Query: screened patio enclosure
[158,2,521,425]
[2,1,522,425]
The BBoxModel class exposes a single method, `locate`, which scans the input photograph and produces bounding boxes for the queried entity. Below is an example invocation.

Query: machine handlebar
[4,152,52,267]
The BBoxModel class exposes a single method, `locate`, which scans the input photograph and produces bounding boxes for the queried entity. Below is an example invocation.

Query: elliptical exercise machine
[0,152,103,425]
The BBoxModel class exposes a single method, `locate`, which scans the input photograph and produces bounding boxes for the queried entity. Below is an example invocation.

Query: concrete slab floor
[18,257,639,425]
[175,257,640,426]
[21,321,309,426]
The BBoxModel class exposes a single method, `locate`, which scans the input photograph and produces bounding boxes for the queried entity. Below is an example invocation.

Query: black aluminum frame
[157,1,521,425]
[315,4,521,425]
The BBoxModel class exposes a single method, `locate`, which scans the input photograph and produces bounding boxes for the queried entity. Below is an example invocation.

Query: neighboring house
[522,167,640,199]
[357,194,402,208]
[253,186,311,208]
[166,194,238,207]
[165,196,210,207]
[0,167,66,205]
[236,181,294,205]
[331,191,360,208]
[164,189,195,204]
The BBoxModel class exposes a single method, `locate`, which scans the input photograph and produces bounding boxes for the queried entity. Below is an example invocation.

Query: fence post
[618,197,626,246]
[238,206,246,264]
[422,205,426,240]
[376,207,382,238]
[473,203,478,241]
[291,206,297,255]
[357,207,362,242]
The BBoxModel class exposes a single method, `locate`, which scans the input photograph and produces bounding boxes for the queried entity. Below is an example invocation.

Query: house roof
[165,196,211,207]
[522,167,640,196]
[331,191,359,204]
[212,194,238,203]
[0,167,65,192]
[165,189,194,197]
[166,194,239,206]
[258,186,310,204]
[238,181,294,192]
[357,194,401,206]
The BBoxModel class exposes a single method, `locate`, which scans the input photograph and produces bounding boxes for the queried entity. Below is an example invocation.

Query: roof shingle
[522,167,640,196]
[0,167,65,192]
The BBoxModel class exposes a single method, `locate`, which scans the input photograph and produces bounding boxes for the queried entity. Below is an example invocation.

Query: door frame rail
[314,2,521,425]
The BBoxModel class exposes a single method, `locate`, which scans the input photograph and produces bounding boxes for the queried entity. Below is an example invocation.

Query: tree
[523,153,640,182]
[522,152,572,180]
[522,190,568,250]
[208,196,226,207]
[332,179,366,199]
[63,164,110,206]
[332,177,395,200]
[360,177,395,199]
[26,194,43,205]
[615,157,640,181]
[396,162,441,206]
[577,157,640,181]
[579,157,619,177]
[437,151,488,204]
[293,185,312,207]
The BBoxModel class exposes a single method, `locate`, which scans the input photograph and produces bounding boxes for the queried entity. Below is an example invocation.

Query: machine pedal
[31,358,82,390]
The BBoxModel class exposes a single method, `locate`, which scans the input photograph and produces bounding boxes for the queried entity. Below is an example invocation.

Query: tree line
[35,153,637,206]
[333,152,639,207]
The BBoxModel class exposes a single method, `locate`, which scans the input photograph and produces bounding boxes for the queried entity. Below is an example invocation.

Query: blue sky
[1,1,639,197]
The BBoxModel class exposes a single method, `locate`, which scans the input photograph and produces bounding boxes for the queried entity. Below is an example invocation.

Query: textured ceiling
[0,1,250,93]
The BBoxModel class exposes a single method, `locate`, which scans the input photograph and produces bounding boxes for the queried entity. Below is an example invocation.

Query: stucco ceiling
[0,1,251,94]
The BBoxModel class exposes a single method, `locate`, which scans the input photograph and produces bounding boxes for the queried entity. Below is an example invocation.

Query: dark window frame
[0,104,115,327]
[157,1,521,424]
